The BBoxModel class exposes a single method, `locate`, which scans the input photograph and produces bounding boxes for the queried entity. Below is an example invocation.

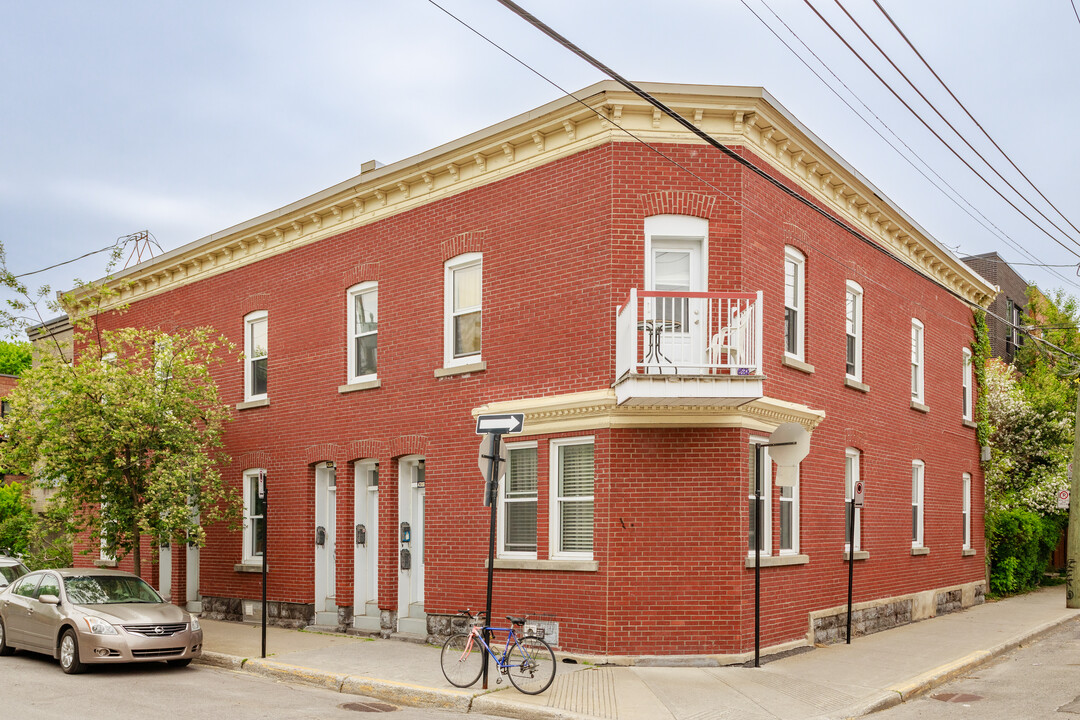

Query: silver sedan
[0,567,202,673]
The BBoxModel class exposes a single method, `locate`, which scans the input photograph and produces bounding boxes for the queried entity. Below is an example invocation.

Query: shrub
[986,508,1063,595]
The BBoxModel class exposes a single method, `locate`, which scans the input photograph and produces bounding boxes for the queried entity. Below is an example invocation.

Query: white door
[185,536,200,613]
[314,463,337,622]
[158,544,172,601]
[648,238,705,370]
[397,456,425,632]
[353,461,379,630]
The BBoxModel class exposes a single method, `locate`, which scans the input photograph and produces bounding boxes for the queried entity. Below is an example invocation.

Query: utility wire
[870,0,1080,241]
[802,0,1080,259]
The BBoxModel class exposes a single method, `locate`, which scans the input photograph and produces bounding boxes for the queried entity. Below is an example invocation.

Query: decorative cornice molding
[73,83,995,312]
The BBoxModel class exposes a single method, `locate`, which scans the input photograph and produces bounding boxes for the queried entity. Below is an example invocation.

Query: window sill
[744,554,809,568]
[911,546,930,556]
[781,356,815,374]
[843,550,870,561]
[489,558,598,572]
[434,361,487,378]
[844,377,869,393]
[236,398,270,411]
[93,559,119,568]
[910,400,929,413]
[339,379,382,394]
[234,562,265,573]
[961,548,976,557]
[962,419,977,429]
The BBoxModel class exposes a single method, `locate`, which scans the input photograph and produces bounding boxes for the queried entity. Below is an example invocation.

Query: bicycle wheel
[505,635,556,695]
[440,633,484,688]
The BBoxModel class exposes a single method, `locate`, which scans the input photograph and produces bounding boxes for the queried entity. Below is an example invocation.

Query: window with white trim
[845,281,863,380]
[778,473,799,554]
[845,449,861,552]
[912,460,925,548]
[498,442,537,558]
[748,438,772,555]
[784,246,805,359]
[347,282,378,383]
[911,319,924,403]
[444,253,482,367]
[962,348,973,421]
[243,468,266,564]
[962,472,971,550]
[550,437,594,559]
[245,311,268,401]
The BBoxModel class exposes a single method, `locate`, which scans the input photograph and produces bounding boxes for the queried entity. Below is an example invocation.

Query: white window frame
[549,436,595,561]
[347,281,379,384]
[778,465,800,555]
[244,310,268,402]
[242,468,266,564]
[497,441,538,559]
[962,348,973,421]
[912,460,925,548]
[845,448,862,552]
[962,472,971,550]
[444,253,482,368]
[748,437,773,557]
[784,246,805,360]
[845,281,863,381]
[911,319,924,404]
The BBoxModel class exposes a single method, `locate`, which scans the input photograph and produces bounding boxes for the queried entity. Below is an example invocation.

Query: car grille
[130,647,185,658]
[122,623,188,637]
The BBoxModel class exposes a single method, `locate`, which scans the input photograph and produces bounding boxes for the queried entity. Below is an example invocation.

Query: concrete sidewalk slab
[194,585,1080,720]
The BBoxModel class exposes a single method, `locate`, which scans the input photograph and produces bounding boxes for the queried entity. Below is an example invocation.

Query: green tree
[0,324,240,578]
[0,481,34,556]
[0,339,31,375]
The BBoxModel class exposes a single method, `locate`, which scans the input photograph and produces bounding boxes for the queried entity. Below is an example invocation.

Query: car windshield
[63,575,163,604]
[0,564,27,587]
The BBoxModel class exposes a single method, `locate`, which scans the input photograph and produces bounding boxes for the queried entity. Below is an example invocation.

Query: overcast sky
[2,0,1078,332]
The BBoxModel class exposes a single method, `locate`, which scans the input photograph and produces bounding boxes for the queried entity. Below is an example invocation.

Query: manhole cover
[339,701,398,713]
[931,693,982,703]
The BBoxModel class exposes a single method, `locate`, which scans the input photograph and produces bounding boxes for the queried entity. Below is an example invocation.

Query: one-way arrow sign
[475,413,524,435]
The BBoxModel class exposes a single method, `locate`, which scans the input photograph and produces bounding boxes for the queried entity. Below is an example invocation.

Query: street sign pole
[259,470,268,659]
[481,431,502,690]
[847,479,864,644]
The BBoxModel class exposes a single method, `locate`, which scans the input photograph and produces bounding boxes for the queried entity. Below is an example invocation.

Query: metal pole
[482,432,503,689]
[1068,386,1080,608]
[261,482,268,659]
[754,443,762,668]
[846,497,855,643]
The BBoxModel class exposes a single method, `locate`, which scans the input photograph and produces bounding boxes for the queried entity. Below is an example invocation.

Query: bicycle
[439,609,556,695]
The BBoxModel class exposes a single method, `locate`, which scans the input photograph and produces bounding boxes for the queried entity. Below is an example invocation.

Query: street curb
[856,613,1080,717]
[196,650,244,671]
[472,694,598,720]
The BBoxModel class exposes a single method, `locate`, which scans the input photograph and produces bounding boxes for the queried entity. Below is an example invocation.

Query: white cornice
[69,81,995,312]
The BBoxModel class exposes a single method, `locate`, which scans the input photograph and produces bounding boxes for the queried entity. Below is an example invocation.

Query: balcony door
[647,236,706,371]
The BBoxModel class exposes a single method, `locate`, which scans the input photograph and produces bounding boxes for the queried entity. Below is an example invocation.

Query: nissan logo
[154,626,164,635]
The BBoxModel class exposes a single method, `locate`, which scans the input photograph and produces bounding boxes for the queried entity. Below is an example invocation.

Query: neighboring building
[961,252,1027,364]
[26,315,74,366]
[0,374,25,489]
[68,82,995,659]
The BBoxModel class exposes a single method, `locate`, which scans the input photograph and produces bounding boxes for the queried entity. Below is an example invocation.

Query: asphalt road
[1,650,503,720]
[875,615,1080,719]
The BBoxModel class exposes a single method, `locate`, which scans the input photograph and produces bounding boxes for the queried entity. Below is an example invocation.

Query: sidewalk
[195,585,1080,720]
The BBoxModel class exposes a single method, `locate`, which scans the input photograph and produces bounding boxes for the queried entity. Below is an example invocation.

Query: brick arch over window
[303,443,343,466]
[342,262,380,289]
[440,231,484,261]
[640,191,716,219]
[390,435,428,459]
[346,440,390,463]
[237,450,272,469]
[240,293,270,316]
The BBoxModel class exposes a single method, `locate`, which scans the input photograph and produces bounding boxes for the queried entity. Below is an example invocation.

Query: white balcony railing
[615,289,763,404]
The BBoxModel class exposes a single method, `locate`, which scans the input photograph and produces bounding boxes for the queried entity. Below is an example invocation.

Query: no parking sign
[1058,489,1070,510]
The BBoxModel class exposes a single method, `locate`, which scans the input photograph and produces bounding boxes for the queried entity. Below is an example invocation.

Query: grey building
[961,252,1027,364]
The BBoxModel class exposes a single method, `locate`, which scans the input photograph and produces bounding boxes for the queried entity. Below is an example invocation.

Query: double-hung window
[962,472,971,551]
[911,319,924,404]
[748,439,772,556]
[845,449,861,552]
[445,253,482,367]
[845,281,863,380]
[962,348,973,421]
[245,311,268,401]
[499,442,538,558]
[550,437,594,559]
[243,468,266,564]
[912,460,925,548]
[784,247,805,359]
[348,282,378,383]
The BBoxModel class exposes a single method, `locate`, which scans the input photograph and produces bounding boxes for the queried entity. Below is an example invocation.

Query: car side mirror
[38,594,61,605]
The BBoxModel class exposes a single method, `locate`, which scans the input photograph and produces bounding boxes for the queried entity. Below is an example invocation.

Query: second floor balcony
[614,289,764,406]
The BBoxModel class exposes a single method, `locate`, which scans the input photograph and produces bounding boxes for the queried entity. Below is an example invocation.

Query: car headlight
[82,616,118,635]
[190,616,201,632]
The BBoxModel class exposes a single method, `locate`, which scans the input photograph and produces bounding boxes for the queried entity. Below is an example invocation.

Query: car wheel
[167,658,192,668]
[0,617,14,656]
[59,629,85,674]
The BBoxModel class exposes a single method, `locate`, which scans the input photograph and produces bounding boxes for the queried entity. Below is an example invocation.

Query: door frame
[397,455,425,622]
[353,460,379,625]
[314,462,338,617]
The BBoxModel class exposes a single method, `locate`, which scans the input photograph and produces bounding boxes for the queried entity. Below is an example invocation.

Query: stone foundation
[200,596,314,629]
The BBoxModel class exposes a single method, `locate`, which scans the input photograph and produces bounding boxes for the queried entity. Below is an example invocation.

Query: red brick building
[73,82,995,660]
